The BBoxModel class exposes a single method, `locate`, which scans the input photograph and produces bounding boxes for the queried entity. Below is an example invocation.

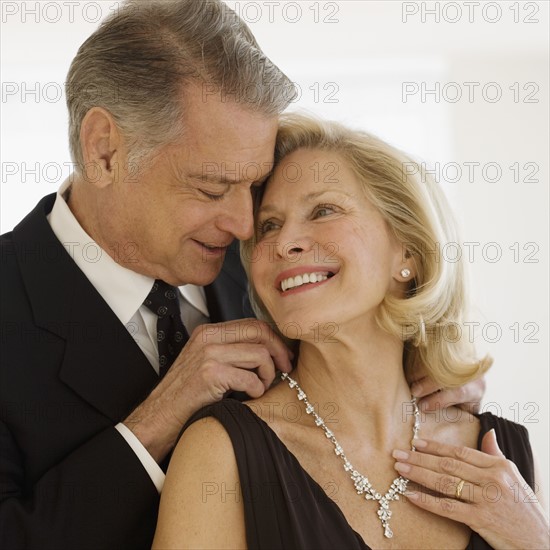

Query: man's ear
[79,107,123,188]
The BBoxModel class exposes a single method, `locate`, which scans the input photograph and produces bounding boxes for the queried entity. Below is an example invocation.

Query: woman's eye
[258,219,280,235]
[313,204,336,218]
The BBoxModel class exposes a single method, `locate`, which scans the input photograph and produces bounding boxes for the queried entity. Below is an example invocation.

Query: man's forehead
[181,120,278,155]
[180,84,279,149]
[172,87,279,184]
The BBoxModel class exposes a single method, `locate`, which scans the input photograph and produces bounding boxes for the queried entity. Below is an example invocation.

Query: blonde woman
[154,115,548,549]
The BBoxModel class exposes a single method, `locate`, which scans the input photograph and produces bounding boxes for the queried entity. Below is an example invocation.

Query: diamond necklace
[281,372,420,539]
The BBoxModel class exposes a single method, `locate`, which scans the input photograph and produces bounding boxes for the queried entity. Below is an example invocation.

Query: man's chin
[175,256,225,286]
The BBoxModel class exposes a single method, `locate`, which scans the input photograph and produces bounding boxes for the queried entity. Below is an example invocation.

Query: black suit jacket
[0,194,252,549]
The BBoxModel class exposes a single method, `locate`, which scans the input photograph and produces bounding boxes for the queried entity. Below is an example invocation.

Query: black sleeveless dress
[185,399,535,550]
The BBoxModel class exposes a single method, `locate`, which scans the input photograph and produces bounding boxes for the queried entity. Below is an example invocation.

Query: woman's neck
[288,323,415,451]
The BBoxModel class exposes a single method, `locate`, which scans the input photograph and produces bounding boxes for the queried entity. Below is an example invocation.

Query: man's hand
[123,319,292,462]
[410,375,486,414]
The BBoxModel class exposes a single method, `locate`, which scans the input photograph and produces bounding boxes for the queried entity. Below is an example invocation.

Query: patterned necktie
[143,280,189,378]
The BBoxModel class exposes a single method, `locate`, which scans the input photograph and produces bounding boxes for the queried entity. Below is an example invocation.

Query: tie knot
[144,280,180,319]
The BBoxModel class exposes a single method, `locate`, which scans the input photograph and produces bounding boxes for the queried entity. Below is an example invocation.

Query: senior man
[1,1,293,547]
[0,1,484,548]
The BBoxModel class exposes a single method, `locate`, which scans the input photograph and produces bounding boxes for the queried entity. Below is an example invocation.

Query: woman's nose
[275,224,314,260]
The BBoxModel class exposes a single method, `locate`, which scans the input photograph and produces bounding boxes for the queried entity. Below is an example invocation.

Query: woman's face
[250,148,407,340]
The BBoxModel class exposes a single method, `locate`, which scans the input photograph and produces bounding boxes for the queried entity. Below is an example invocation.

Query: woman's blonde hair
[241,113,491,388]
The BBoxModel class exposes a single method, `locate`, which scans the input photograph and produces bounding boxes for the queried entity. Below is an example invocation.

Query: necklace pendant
[282,374,419,541]
[377,500,393,538]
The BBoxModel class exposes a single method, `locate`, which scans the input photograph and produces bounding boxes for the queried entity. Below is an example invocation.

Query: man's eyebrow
[187,173,238,184]
[186,169,274,186]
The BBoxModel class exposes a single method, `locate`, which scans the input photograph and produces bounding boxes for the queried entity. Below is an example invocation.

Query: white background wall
[1,1,549,503]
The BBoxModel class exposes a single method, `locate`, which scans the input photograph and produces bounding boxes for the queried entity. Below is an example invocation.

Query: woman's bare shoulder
[173,415,236,469]
[153,415,247,549]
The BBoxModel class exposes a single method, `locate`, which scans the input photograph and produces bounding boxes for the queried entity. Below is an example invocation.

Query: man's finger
[414,377,485,413]
[418,388,459,412]
[419,387,478,414]
[196,320,293,373]
[223,367,267,399]
[410,376,441,399]
[202,343,279,389]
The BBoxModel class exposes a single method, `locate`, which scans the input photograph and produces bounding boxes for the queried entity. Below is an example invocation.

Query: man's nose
[220,189,254,240]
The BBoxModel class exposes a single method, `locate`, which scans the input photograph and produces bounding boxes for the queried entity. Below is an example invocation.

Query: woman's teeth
[280,272,331,292]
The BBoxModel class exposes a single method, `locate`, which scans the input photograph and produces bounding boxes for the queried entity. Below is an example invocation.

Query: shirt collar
[48,179,209,322]
[48,179,155,324]
[179,284,209,318]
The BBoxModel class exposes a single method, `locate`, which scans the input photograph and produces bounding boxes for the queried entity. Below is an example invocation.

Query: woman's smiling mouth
[276,267,338,294]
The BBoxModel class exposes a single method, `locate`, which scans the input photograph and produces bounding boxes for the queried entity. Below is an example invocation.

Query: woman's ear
[392,245,417,284]
[79,107,123,188]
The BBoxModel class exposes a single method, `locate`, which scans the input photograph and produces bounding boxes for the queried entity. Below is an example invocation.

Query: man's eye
[200,190,225,201]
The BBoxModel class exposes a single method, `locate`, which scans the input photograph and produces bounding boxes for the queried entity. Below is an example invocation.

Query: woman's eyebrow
[257,189,351,216]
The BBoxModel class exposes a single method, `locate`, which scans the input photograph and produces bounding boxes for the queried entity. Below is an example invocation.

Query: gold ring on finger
[455,479,465,500]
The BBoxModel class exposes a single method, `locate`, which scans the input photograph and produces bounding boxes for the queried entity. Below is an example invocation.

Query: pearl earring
[400,268,411,278]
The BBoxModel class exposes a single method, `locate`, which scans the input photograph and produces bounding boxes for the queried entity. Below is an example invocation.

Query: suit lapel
[13,197,251,421]
[13,195,158,422]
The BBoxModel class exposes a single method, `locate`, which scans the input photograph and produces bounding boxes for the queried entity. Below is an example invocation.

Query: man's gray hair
[66,0,296,170]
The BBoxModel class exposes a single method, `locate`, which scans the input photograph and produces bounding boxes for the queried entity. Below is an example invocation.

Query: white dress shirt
[47,179,210,492]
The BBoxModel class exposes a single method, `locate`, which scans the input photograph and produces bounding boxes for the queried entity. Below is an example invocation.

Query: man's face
[98,84,278,286]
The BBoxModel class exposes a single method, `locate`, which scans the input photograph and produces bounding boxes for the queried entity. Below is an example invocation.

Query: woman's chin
[273,314,342,343]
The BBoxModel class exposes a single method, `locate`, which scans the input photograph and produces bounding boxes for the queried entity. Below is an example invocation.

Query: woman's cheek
[249,243,269,290]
